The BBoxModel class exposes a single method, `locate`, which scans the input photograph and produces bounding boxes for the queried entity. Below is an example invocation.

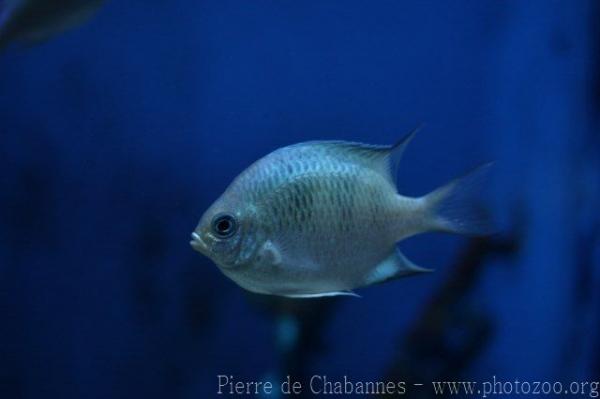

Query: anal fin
[366,249,433,285]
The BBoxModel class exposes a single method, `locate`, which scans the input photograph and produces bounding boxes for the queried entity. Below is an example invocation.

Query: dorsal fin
[385,125,421,185]
[302,125,421,189]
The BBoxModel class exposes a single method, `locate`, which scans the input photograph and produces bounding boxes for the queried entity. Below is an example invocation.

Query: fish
[190,128,492,298]
[0,0,103,49]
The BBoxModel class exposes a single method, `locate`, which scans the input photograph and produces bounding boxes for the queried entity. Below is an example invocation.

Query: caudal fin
[422,163,494,235]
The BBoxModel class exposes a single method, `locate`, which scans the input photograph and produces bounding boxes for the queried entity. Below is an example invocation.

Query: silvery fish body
[191,130,489,298]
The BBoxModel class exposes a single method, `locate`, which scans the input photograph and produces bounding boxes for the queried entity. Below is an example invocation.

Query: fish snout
[190,232,209,254]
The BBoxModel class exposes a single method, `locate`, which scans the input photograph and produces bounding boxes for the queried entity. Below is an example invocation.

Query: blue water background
[0,1,599,398]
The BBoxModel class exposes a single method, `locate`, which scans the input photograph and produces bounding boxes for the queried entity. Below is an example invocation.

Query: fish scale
[228,144,408,291]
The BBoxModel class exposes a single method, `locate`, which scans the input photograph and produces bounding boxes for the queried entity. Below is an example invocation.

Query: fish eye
[211,213,238,238]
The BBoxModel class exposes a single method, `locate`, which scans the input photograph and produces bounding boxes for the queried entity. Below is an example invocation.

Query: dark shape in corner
[0,0,103,49]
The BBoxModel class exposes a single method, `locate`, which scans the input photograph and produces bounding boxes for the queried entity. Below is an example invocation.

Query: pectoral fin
[256,240,282,266]
[366,249,433,285]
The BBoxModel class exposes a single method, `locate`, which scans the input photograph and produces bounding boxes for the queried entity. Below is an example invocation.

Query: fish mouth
[190,232,209,254]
